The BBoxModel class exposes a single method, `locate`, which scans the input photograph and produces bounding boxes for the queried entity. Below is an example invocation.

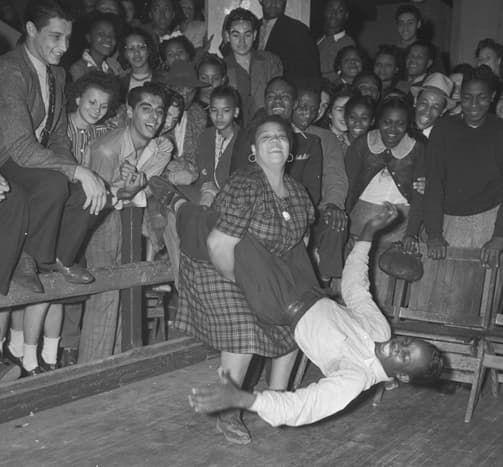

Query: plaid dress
[175,165,315,356]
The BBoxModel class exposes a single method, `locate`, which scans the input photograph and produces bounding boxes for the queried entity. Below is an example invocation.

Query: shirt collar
[423,126,433,138]
[367,129,415,159]
[292,123,307,139]
[25,45,47,74]
[332,30,346,41]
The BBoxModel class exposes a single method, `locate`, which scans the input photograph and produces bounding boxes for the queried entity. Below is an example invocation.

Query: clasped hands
[117,160,146,200]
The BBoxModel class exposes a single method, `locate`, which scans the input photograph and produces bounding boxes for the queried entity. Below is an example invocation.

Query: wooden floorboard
[1,359,503,467]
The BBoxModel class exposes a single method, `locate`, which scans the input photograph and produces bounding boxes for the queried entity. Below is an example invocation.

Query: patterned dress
[175,165,315,356]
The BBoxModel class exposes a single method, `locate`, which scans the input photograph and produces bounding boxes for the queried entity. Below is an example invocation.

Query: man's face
[26,17,72,66]
[415,88,447,130]
[209,96,238,132]
[375,336,433,380]
[292,91,320,131]
[226,20,256,57]
[324,0,348,36]
[96,0,120,15]
[374,53,398,84]
[461,80,493,127]
[265,80,295,120]
[397,12,420,43]
[477,47,501,76]
[130,93,165,141]
[171,85,197,110]
[406,45,431,79]
[260,0,287,20]
[151,0,174,34]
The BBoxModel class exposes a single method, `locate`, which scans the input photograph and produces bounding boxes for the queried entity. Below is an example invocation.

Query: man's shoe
[216,410,251,445]
[40,258,95,284]
[0,352,21,383]
[11,252,44,293]
[60,348,78,367]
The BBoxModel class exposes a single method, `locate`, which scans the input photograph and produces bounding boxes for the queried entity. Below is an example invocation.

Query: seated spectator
[353,71,382,103]
[292,87,348,293]
[424,67,503,267]
[411,72,455,139]
[69,12,121,81]
[155,61,208,186]
[344,94,375,145]
[119,27,161,100]
[345,96,424,250]
[223,8,283,127]
[374,45,401,92]
[120,0,141,27]
[196,54,227,126]
[79,82,172,363]
[327,84,354,153]
[160,34,195,70]
[317,0,355,83]
[180,0,207,48]
[58,70,119,367]
[448,63,472,116]
[333,45,364,86]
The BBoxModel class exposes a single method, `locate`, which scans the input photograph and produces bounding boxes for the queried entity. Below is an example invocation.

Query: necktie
[40,66,56,148]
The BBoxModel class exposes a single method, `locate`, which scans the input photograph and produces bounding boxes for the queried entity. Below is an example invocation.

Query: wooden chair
[377,247,501,422]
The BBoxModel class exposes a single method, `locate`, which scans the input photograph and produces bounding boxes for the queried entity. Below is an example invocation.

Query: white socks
[9,329,24,357]
[23,344,38,371]
[42,336,60,365]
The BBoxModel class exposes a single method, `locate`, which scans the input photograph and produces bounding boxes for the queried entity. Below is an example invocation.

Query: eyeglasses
[124,44,148,52]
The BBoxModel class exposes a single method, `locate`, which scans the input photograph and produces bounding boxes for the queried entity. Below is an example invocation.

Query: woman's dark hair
[450,63,473,80]
[344,94,375,120]
[475,38,503,60]
[210,85,241,109]
[251,114,294,149]
[85,12,122,46]
[151,0,185,34]
[461,65,499,95]
[224,7,259,32]
[24,0,73,32]
[127,81,167,108]
[120,26,159,70]
[353,72,382,94]
[376,95,412,128]
[66,70,120,117]
[375,44,401,64]
[160,35,196,62]
[334,45,366,74]
[394,4,422,23]
[197,53,227,79]
[328,84,354,114]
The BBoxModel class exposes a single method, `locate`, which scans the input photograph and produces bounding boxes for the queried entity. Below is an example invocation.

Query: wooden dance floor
[1,358,503,467]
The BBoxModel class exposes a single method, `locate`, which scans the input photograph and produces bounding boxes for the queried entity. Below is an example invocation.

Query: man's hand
[156,136,174,159]
[322,204,347,232]
[73,166,108,215]
[427,236,448,260]
[360,202,399,241]
[413,176,426,195]
[117,171,146,200]
[188,369,256,414]
[0,174,9,202]
[481,236,503,268]
[119,160,137,181]
[402,234,419,254]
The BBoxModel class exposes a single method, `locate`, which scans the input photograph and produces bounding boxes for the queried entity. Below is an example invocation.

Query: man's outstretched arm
[341,203,397,341]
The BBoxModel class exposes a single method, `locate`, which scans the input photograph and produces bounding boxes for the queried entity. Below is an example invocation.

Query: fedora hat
[410,72,456,110]
[155,61,209,88]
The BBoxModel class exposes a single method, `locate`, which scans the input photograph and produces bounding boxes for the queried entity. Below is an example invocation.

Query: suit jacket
[0,45,77,179]
[225,50,283,126]
[263,15,321,91]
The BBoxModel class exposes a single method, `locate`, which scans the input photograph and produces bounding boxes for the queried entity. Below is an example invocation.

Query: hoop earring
[287,153,294,163]
[248,153,256,163]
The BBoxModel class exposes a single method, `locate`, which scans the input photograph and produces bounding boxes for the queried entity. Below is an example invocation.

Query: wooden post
[121,207,144,351]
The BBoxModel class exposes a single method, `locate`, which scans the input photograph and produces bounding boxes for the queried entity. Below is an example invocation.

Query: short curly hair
[408,343,444,385]
[66,70,120,117]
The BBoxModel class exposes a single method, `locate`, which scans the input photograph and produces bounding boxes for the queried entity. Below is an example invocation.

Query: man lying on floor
[150,178,443,427]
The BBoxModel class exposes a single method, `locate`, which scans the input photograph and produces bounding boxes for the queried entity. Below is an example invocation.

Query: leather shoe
[22,366,43,378]
[40,258,95,284]
[39,356,59,372]
[11,252,44,293]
